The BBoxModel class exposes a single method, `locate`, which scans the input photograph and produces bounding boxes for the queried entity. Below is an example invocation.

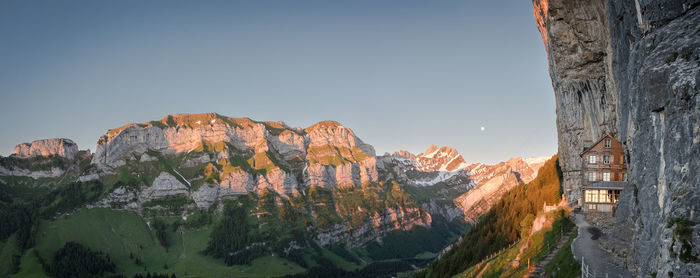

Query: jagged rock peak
[416,145,467,172]
[13,138,79,160]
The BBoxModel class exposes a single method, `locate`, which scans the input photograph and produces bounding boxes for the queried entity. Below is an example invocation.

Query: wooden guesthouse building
[580,134,628,213]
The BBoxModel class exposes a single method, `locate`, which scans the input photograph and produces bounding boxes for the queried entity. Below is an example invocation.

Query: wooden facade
[580,135,628,212]
[580,134,628,185]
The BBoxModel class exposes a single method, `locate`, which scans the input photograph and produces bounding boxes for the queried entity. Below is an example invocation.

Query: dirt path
[512,242,529,268]
[526,230,572,277]
[475,261,493,278]
[571,213,633,278]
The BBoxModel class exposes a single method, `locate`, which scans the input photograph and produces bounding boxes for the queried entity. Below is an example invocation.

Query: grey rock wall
[533,0,700,276]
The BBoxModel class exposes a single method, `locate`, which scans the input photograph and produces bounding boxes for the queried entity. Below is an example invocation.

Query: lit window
[588,172,596,182]
[604,156,610,164]
[589,155,597,164]
[585,190,597,202]
[588,190,599,203]
[601,190,611,203]
[605,139,611,148]
[603,172,611,181]
[588,204,597,210]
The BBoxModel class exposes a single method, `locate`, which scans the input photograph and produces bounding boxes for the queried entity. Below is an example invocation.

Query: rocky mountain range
[377,146,548,222]
[0,113,553,277]
[1,113,548,242]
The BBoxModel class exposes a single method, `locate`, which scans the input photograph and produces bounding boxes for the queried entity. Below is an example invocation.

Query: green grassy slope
[20,208,306,277]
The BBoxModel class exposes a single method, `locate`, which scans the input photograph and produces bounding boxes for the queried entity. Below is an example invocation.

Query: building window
[588,172,596,182]
[604,139,611,148]
[603,172,611,181]
[588,204,597,210]
[604,155,610,164]
[589,155,597,164]
[585,190,599,203]
[600,190,611,203]
[623,173,628,181]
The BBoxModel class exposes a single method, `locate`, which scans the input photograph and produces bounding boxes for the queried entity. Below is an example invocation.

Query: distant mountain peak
[416,145,467,172]
[304,120,346,132]
[392,150,417,160]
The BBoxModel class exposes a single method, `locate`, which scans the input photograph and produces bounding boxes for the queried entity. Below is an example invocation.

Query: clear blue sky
[0,0,556,164]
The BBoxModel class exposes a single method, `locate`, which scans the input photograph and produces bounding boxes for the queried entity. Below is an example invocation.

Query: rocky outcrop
[95,172,189,209]
[219,168,254,193]
[534,0,699,276]
[455,157,548,222]
[13,138,79,160]
[314,207,431,248]
[139,172,188,201]
[0,166,65,179]
[1,141,91,180]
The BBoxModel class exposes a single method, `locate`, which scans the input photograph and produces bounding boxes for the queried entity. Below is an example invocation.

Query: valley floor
[571,213,634,278]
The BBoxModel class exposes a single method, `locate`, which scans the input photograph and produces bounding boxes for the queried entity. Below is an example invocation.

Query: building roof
[580,134,616,156]
[582,181,627,190]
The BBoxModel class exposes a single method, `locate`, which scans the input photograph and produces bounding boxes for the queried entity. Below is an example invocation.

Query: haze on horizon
[0,0,555,164]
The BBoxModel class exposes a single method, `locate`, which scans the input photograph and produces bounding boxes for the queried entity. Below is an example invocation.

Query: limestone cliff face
[533,0,618,204]
[93,113,377,197]
[13,138,79,160]
[534,0,699,276]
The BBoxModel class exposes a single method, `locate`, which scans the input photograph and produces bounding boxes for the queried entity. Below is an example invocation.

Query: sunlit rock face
[92,113,377,196]
[13,138,79,160]
[534,0,699,276]
[455,157,548,222]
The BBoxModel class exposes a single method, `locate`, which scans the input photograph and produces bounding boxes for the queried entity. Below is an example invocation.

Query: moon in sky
[480,126,486,131]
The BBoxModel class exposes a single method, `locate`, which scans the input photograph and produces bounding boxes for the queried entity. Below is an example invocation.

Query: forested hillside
[417,155,562,277]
